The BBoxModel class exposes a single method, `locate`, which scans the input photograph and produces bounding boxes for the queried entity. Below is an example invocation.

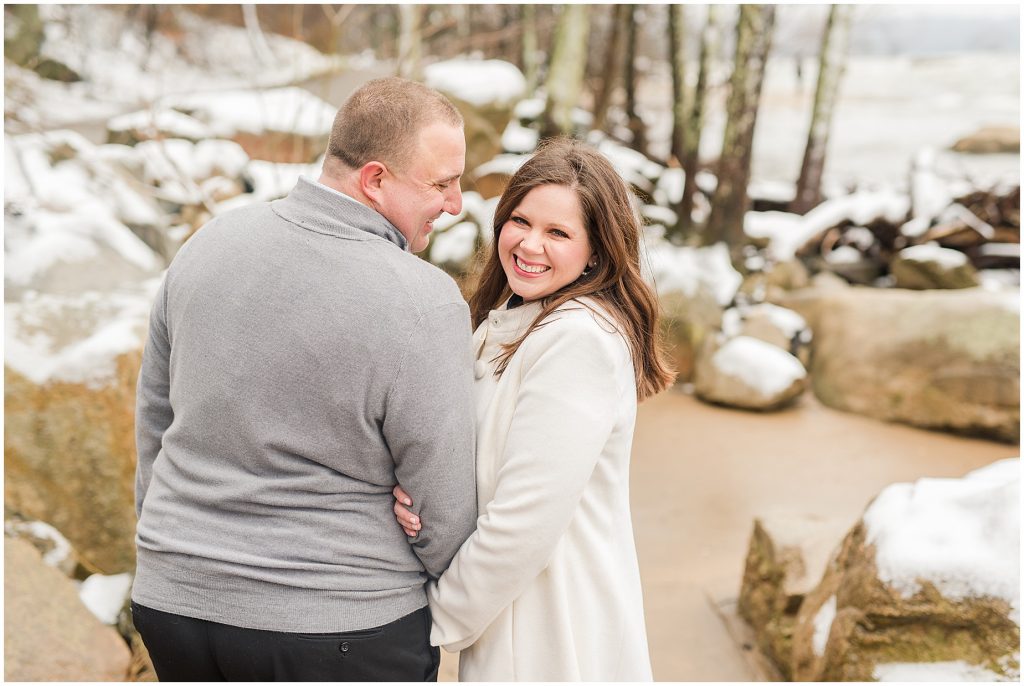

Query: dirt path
[440,388,1016,681]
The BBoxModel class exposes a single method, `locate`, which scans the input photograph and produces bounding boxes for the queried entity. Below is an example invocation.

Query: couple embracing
[132,77,674,682]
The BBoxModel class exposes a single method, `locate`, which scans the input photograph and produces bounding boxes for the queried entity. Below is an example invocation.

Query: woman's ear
[588,254,598,268]
[359,161,387,203]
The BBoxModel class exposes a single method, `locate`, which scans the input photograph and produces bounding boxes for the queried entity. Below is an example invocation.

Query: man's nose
[443,184,463,216]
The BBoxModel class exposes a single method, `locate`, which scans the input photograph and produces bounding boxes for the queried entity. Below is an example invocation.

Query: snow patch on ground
[873,659,1013,682]
[863,458,1020,624]
[431,222,479,265]
[162,87,335,138]
[78,573,133,625]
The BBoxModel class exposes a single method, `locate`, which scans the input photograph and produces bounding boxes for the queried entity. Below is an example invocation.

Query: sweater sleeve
[384,300,478,579]
[427,314,626,651]
[135,275,173,519]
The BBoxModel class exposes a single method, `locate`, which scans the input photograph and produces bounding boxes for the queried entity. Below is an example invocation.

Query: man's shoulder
[385,252,467,312]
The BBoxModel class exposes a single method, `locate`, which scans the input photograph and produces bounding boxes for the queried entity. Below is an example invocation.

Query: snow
[473,153,529,180]
[163,87,336,138]
[431,222,479,265]
[236,162,319,205]
[107,108,213,141]
[910,148,953,221]
[710,336,806,397]
[655,168,685,206]
[748,179,796,203]
[643,241,742,306]
[825,245,865,266]
[592,137,664,186]
[4,520,73,569]
[5,283,160,389]
[502,120,539,154]
[78,573,133,625]
[863,458,1020,624]
[812,595,837,657]
[873,660,1012,682]
[898,244,969,269]
[424,59,526,108]
[746,303,808,340]
[513,97,546,121]
[641,204,678,228]
[745,191,911,261]
[900,216,932,238]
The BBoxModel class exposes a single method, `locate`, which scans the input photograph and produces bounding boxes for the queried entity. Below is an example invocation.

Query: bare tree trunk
[679,6,717,237]
[396,4,422,80]
[623,5,647,155]
[521,4,540,93]
[592,4,628,134]
[541,4,590,139]
[705,5,775,247]
[791,5,853,214]
[243,4,275,66]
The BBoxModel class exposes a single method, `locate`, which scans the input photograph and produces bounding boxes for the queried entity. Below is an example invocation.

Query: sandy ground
[439,388,1016,681]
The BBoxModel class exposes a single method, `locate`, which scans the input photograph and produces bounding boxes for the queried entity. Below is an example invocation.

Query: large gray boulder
[780,286,1019,443]
[891,244,980,290]
[5,537,131,681]
[694,336,807,411]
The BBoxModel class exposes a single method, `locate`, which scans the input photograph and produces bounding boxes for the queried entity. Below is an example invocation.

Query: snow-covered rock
[694,336,807,411]
[424,59,526,109]
[790,459,1020,681]
[4,519,77,576]
[5,282,159,573]
[722,303,812,365]
[429,221,479,269]
[891,242,980,289]
[5,537,132,681]
[644,241,742,307]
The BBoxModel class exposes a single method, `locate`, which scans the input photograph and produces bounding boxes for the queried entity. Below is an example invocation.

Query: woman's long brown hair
[468,137,675,401]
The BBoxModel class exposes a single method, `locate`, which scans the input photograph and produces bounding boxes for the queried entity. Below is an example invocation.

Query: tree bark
[590,5,629,134]
[521,4,540,93]
[623,5,647,155]
[668,5,688,167]
[396,4,422,80]
[705,4,776,247]
[541,4,590,139]
[677,5,717,238]
[791,5,853,214]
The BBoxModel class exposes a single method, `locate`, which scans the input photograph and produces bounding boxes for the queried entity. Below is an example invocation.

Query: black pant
[131,602,440,682]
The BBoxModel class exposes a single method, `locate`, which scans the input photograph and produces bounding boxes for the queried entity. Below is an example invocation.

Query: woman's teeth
[515,255,550,274]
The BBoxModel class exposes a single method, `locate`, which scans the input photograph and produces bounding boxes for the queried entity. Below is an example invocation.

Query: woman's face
[497,184,594,302]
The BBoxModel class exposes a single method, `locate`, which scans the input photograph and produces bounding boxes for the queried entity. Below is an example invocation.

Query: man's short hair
[326,77,463,173]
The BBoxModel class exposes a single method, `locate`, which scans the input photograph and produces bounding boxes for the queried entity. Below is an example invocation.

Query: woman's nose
[519,230,543,253]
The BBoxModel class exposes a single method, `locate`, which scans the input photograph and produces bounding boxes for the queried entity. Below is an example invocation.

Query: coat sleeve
[427,315,628,651]
[135,275,173,519]
[384,300,478,579]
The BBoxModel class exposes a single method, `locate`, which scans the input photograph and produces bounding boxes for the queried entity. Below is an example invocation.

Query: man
[131,77,478,681]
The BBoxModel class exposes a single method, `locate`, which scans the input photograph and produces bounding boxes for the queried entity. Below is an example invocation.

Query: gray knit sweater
[132,177,478,633]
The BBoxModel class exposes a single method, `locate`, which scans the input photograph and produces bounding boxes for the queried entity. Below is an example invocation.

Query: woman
[394,137,674,681]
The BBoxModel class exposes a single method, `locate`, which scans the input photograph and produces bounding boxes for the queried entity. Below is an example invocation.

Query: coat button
[339,641,350,653]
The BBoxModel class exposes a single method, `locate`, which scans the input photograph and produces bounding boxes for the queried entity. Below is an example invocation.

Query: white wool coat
[427,297,653,681]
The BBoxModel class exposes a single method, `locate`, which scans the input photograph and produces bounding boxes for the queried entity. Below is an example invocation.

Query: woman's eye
[550,229,568,238]
[512,216,528,225]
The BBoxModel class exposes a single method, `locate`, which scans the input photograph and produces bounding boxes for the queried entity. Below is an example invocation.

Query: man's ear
[359,161,387,203]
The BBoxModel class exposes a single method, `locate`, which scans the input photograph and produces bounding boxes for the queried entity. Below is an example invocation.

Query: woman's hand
[393,484,422,537]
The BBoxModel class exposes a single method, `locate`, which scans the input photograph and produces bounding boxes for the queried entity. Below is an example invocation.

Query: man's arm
[135,276,173,518]
[383,300,477,578]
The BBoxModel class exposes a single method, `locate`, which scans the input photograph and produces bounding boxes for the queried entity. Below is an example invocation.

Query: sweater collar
[271,176,409,250]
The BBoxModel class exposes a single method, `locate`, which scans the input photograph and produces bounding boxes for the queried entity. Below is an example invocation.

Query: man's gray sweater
[132,177,478,633]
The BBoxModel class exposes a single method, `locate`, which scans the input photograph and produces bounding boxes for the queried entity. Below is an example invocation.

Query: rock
[891,243,980,289]
[952,125,1020,154]
[107,109,213,146]
[780,286,1019,443]
[4,537,131,681]
[790,460,1019,681]
[471,153,528,200]
[661,289,723,383]
[4,286,157,573]
[722,303,812,366]
[738,515,853,679]
[694,336,807,411]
